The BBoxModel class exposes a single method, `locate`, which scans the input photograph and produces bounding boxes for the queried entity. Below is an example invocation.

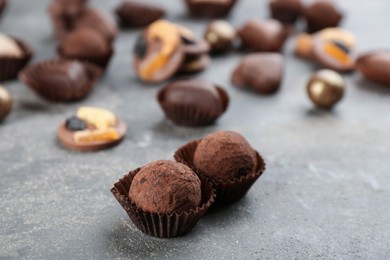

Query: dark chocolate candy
[116,0,165,28]
[19,59,101,102]
[356,50,390,87]
[307,69,344,109]
[185,0,238,17]
[269,0,303,24]
[204,20,236,53]
[193,131,257,181]
[129,160,202,214]
[303,0,343,33]
[238,19,287,52]
[178,54,210,74]
[157,78,229,126]
[232,53,284,94]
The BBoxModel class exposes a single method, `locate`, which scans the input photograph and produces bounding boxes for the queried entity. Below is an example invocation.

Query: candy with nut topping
[238,19,287,52]
[115,0,165,28]
[307,69,345,109]
[356,50,390,87]
[57,107,127,151]
[204,20,236,53]
[303,0,343,33]
[0,85,12,122]
[232,53,284,94]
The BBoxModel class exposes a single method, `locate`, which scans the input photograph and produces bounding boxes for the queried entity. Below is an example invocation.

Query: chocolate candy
[238,19,287,52]
[129,160,202,214]
[204,20,236,53]
[58,28,113,69]
[313,36,355,72]
[157,78,229,126]
[194,131,257,181]
[0,34,33,81]
[356,50,390,87]
[57,107,127,151]
[178,54,210,73]
[116,0,165,28]
[0,86,12,122]
[19,59,101,102]
[294,28,356,60]
[74,8,117,42]
[0,0,6,17]
[269,0,303,25]
[232,53,284,94]
[303,0,343,33]
[185,0,238,17]
[307,69,344,109]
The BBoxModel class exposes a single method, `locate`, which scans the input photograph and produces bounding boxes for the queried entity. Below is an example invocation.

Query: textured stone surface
[1,0,390,259]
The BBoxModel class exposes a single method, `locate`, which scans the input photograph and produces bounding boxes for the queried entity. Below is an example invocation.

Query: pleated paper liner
[57,45,114,70]
[19,59,102,102]
[157,85,229,126]
[111,168,216,238]
[174,140,266,204]
[0,37,33,81]
[185,0,238,17]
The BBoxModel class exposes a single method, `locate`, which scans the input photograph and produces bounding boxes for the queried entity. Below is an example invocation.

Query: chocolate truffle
[58,28,113,69]
[303,0,343,33]
[116,0,165,28]
[74,8,117,42]
[356,50,390,87]
[193,131,257,181]
[238,19,287,52]
[204,20,236,53]
[19,59,101,102]
[307,69,344,109]
[185,0,238,17]
[269,0,303,25]
[157,78,229,126]
[129,160,202,214]
[0,85,12,122]
[232,53,284,94]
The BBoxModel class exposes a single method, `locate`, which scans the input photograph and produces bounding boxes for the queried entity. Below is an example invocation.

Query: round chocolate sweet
[193,131,257,181]
[238,18,287,52]
[204,20,236,53]
[232,53,284,94]
[116,0,165,28]
[303,0,343,33]
[269,0,303,25]
[129,160,202,214]
[19,59,101,102]
[356,50,390,87]
[307,69,345,109]
[0,85,12,122]
[157,78,229,126]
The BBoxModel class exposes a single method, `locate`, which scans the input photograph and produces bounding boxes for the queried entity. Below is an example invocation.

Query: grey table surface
[1,0,390,259]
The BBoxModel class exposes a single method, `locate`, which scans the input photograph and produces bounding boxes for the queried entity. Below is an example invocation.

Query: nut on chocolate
[193,131,257,181]
[204,20,236,53]
[157,78,229,126]
[0,85,12,122]
[232,53,284,94]
[129,160,202,214]
[307,69,344,109]
[238,18,287,52]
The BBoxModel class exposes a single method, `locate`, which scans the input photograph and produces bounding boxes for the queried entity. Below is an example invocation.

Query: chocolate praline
[0,0,7,18]
[204,20,236,53]
[157,78,229,126]
[129,160,202,214]
[238,19,287,52]
[185,0,239,17]
[356,50,390,87]
[193,131,257,181]
[269,0,303,25]
[0,85,12,122]
[116,0,165,28]
[303,0,343,33]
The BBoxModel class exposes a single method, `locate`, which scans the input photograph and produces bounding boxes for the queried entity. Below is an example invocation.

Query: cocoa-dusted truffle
[303,0,343,33]
[238,19,287,52]
[129,160,202,214]
[194,131,257,181]
[116,0,165,28]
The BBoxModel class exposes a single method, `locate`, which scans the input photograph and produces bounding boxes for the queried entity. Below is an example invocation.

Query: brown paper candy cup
[57,45,114,70]
[174,140,266,204]
[111,168,216,238]
[185,0,238,17]
[157,85,229,127]
[0,38,33,81]
[19,59,101,102]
